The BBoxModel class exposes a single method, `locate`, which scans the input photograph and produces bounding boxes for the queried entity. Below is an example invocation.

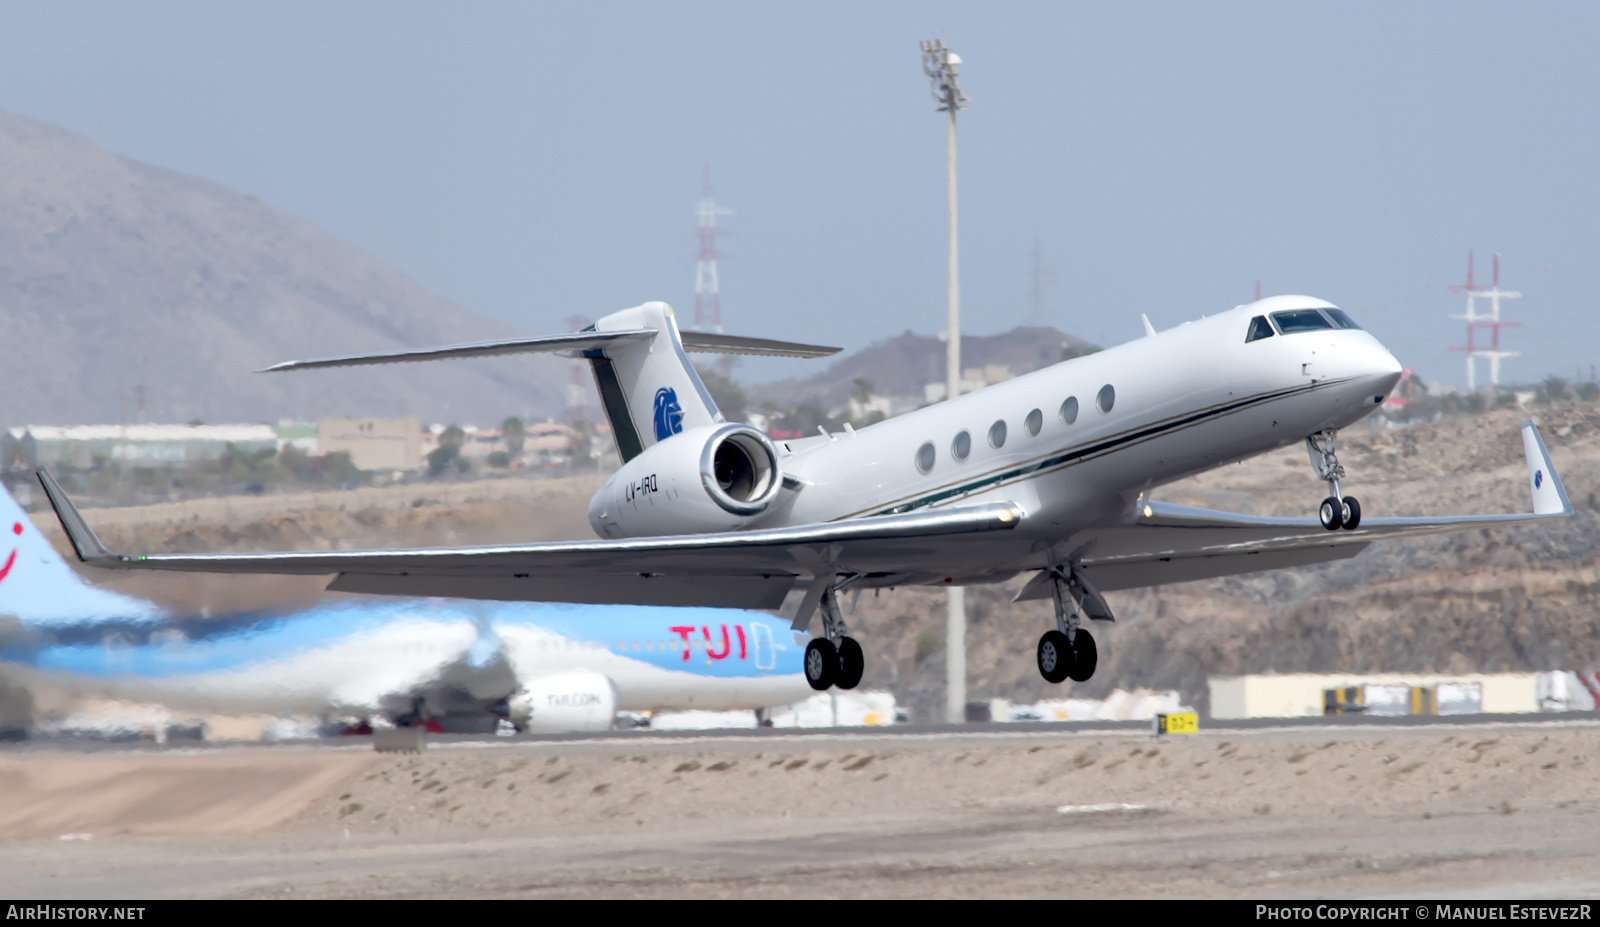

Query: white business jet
[36,295,1572,693]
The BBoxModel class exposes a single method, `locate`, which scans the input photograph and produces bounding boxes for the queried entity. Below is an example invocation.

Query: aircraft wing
[34,469,1022,611]
[1035,420,1573,594]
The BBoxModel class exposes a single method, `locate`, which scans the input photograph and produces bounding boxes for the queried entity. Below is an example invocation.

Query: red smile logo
[0,522,21,583]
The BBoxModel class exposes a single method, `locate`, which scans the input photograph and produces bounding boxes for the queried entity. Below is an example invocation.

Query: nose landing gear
[1035,567,1098,684]
[1308,431,1361,531]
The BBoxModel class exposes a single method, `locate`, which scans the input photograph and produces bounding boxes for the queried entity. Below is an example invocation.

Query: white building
[10,423,310,466]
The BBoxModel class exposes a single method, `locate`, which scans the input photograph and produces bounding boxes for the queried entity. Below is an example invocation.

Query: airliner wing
[1055,420,1573,593]
[34,469,1021,610]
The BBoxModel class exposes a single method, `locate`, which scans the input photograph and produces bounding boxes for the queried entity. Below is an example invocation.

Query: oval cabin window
[988,420,1007,448]
[951,430,972,460]
[915,441,936,473]
[1024,408,1043,436]
[1059,397,1079,425]
[1097,384,1115,414]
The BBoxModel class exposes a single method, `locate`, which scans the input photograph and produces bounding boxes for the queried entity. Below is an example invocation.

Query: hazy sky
[3,2,1597,389]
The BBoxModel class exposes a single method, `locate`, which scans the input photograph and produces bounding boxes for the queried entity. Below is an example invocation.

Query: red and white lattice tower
[1448,251,1521,392]
[693,165,732,332]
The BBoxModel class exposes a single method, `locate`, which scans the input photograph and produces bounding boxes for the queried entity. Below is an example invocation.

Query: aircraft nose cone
[1365,342,1404,397]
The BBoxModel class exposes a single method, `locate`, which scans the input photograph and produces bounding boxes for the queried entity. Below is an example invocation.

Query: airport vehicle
[0,483,809,734]
[37,296,1572,693]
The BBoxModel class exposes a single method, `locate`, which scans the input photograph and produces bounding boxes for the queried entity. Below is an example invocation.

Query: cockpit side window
[1270,309,1334,334]
[1245,315,1275,343]
[1325,308,1362,330]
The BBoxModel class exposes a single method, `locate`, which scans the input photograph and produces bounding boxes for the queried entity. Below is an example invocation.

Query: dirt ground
[2,721,1597,899]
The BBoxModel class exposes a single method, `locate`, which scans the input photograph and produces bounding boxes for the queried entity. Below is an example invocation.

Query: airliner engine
[587,423,783,538]
[511,670,619,733]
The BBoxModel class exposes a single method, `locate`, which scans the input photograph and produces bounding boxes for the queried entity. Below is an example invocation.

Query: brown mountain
[0,109,563,427]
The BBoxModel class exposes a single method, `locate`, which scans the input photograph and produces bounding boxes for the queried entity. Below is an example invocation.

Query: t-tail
[581,302,722,461]
[257,301,840,463]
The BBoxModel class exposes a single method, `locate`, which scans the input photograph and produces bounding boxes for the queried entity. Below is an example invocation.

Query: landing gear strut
[1307,430,1361,531]
[1036,567,1097,684]
[805,585,864,691]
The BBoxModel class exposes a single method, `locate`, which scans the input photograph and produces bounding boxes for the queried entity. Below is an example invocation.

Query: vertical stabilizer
[0,481,158,625]
[585,302,722,462]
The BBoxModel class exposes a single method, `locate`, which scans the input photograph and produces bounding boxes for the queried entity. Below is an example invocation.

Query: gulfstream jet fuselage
[38,295,1571,694]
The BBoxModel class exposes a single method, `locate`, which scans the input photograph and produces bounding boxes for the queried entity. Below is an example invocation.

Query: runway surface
[2,714,1599,899]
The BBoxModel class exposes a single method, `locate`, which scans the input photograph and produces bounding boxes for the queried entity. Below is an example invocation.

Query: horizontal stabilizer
[679,332,841,358]
[258,330,656,372]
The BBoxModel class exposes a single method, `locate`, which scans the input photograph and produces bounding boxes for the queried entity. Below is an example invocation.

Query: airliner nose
[1364,339,1404,398]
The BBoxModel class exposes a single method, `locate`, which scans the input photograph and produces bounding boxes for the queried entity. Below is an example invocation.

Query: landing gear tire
[805,638,838,691]
[1340,496,1361,530]
[835,637,865,690]
[1319,496,1344,530]
[1068,629,1098,682]
[1037,630,1073,684]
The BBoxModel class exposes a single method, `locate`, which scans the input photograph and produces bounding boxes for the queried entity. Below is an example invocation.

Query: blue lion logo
[1535,470,1544,489]
[653,387,684,441]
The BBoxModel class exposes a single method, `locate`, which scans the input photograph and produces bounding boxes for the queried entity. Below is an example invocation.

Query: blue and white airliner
[0,483,809,735]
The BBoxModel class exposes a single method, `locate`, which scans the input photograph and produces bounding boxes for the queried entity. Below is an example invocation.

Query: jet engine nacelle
[510,670,619,733]
[588,423,783,538]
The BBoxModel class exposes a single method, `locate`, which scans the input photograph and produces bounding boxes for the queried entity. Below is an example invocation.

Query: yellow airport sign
[1154,712,1199,735]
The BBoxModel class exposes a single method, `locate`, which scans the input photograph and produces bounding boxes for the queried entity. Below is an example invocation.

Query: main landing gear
[1036,567,1098,684]
[1307,430,1361,531]
[805,586,864,691]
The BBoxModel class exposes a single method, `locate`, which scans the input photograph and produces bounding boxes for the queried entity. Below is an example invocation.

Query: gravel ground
[2,721,1597,899]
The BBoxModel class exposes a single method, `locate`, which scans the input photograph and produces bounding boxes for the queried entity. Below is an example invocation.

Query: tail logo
[1536,470,1545,489]
[0,522,20,584]
[653,387,684,441]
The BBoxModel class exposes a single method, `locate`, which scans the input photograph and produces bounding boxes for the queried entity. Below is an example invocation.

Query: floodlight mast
[921,39,969,410]
[922,38,970,726]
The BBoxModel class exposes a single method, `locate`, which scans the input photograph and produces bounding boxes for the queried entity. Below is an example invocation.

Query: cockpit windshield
[1270,309,1334,334]
[1325,308,1362,330]
[1245,316,1275,343]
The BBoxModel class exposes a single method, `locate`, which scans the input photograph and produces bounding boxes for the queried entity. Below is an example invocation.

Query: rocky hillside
[0,109,563,426]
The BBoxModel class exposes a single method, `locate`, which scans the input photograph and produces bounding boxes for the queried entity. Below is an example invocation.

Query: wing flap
[1081,544,1368,592]
[327,572,796,609]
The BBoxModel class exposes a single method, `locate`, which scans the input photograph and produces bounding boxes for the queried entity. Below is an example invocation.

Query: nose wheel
[1319,495,1361,530]
[1308,431,1362,531]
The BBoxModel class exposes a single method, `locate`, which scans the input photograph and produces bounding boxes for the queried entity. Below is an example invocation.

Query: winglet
[1141,314,1157,337]
[34,468,121,565]
[1520,421,1572,516]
